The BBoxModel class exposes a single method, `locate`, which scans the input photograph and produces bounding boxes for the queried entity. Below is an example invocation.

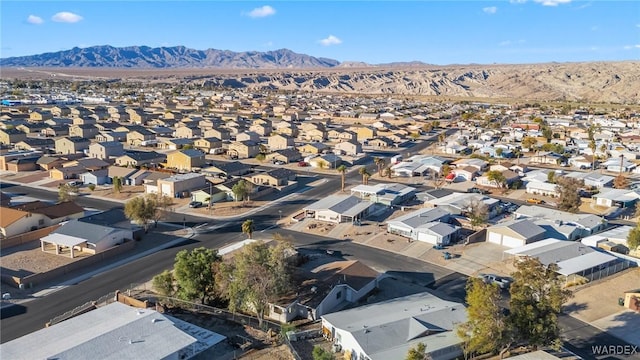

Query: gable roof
[312,260,379,292]
[12,201,84,219]
[0,206,29,228]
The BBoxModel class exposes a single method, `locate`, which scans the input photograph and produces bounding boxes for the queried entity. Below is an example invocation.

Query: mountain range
[0,45,341,69]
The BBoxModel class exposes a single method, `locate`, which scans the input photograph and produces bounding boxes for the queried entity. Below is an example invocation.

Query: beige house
[88,141,125,160]
[228,141,260,159]
[249,123,272,136]
[0,128,27,145]
[300,128,326,142]
[265,148,302,164]
[356,127,378,141]
[49,165,85,180]
[236,131,260,143]
[193,137,222,153]
[55,137,90,155]
[299,143,328,154]
[204,128,230,140]
[114,151,166,167]
[69,124,99,139]
[29,110,53,121]
[166,149,206,171]
[334,140,362,156]
[147,173,207,198]
[249,168,296,187]
[174,126,202,139]
[0,207,48,238]
[268,134,295,150]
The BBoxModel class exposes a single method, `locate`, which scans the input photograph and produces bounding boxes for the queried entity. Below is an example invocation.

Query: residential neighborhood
[1,80,640,360]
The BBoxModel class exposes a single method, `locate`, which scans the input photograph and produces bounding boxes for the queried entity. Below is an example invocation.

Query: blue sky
[1,1,639,65]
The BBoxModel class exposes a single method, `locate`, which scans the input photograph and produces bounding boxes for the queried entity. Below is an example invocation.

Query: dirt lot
[164,307,294,360]
[1,241,87,278]
[86,185,146,201]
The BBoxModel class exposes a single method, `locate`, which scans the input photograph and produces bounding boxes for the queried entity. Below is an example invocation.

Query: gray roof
[322,291,466,360]
[387,208,451,230]
[54,220,120,243]
[305,194,373,217]
[492,219,546,240]
[515,205,605,230]
[0,301,224,360]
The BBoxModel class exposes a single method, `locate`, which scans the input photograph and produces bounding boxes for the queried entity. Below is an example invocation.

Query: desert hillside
[2,61,638,104]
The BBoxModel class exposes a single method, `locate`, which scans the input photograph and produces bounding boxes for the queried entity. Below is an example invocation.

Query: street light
[183,216,186,230]
[279,210,282,220]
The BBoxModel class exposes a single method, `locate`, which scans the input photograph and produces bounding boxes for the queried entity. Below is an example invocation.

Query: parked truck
[478,273,512,289]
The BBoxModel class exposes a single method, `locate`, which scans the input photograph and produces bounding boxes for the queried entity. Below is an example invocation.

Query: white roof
[504,238,563,255]
[0,302,225,360]
[556,251,617,276]
[40,233,87,247]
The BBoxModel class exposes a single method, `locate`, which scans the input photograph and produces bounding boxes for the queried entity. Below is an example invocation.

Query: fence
[564,260,633,287]
[1,225,60,249]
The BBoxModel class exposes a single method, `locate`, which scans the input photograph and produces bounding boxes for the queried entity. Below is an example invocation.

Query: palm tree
[589,140,597,170]
[438,132,446,145]
[337,165,347,192]
[384,166,392,179]
[241,219,254,239]
[373,157,385,176]
[359,167,370,185]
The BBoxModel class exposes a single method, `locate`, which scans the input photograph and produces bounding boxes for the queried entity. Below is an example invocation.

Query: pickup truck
[479,273,512,289]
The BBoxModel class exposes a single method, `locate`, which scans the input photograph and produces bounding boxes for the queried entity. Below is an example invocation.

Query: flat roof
[0,302,225,360]
[556,251,617,276]
[41,233,87,247]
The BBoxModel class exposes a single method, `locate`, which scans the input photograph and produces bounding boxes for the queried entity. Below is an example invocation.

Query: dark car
[468,187,489,194]
[188,201,203,208]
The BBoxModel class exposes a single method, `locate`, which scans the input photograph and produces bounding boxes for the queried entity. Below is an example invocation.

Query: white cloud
[27,15,44,24]
[509,0,527,3]
[623,44,640,50]
[483,6,497,14]
[636,24,640,28]
[52,11,83,23]
[263,41,274,47]
[247,5,276,18]
[319,35,342,46]
[533,0,571,6]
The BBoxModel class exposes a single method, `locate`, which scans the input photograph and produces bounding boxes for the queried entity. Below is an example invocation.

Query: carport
[40,233,87,258]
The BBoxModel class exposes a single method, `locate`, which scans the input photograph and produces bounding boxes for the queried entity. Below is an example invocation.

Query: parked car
[273,160,285,165]
[478,273,512,289]
[67,180,83,187]
[298,161,309,167]
[188,201,203,208]
[526,198,545,204]
[468,187,489,194]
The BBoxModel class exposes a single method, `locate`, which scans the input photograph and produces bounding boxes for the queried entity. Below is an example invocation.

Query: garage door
[417,232,437,245]
[487,231,502,244]
[502,236,524,248]
[161,183,172,197]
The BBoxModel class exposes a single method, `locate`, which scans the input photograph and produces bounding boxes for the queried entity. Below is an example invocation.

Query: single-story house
[190,185,227,205]
[146,173,207,198]
[265,148,302,164]
[249,168,296,187]
[386,207,457,245]
[525,181,560,197]
[485,219,547,248]
[514,205,607,238]
[0,206,48,237]
[80,169,110,185]
[350,183,416,206]
[593,188,640,208]
[304,195,374,224]
[268,260,380,323]
[321,291,467,360]
[40,219,133,258]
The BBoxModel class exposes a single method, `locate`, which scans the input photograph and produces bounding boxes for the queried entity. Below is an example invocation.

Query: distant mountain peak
[0,45,342,69]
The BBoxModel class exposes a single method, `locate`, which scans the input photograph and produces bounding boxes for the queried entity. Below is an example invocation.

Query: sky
[1,1,639,65]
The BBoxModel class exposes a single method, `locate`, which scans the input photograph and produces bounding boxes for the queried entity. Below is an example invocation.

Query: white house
[304,195,374,224]
[40,219,133,258]
[485,219,547,248]
[525,181,559,197]
[386,207,457,245]
[321,291,467,360]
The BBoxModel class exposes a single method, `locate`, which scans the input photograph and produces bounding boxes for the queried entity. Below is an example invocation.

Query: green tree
[242,219,254,239]
[181,144,194,150]
[487,170,507,189]
[438,132,446,144]
[232,179,248,202]
[124,196,156,232]
[522,137,537,151]
[373,157,385,175]
[405,342,432,360]
[441,164,452,177]
[218,241,292,327]
[457,278,509,358]
[359,167,370,185]
[547,171,556,184]
[312,346,334,360]
[410,132,420,141]
[509,257,571,350]
[495,148,504,158]
[627,225,640,252]
[337,165,347,192]
[88,184,96,191]
[588,140,597,170]
[58,183,79,203]
[255,153,266,162]
[112,176,123,194]
[174,247,221,304]
[152,270,176,297]
[542,127,553,142]
[384,166,392,179]
[466,198,489,230]
[149,194,173,227]
[555,176,583,213]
